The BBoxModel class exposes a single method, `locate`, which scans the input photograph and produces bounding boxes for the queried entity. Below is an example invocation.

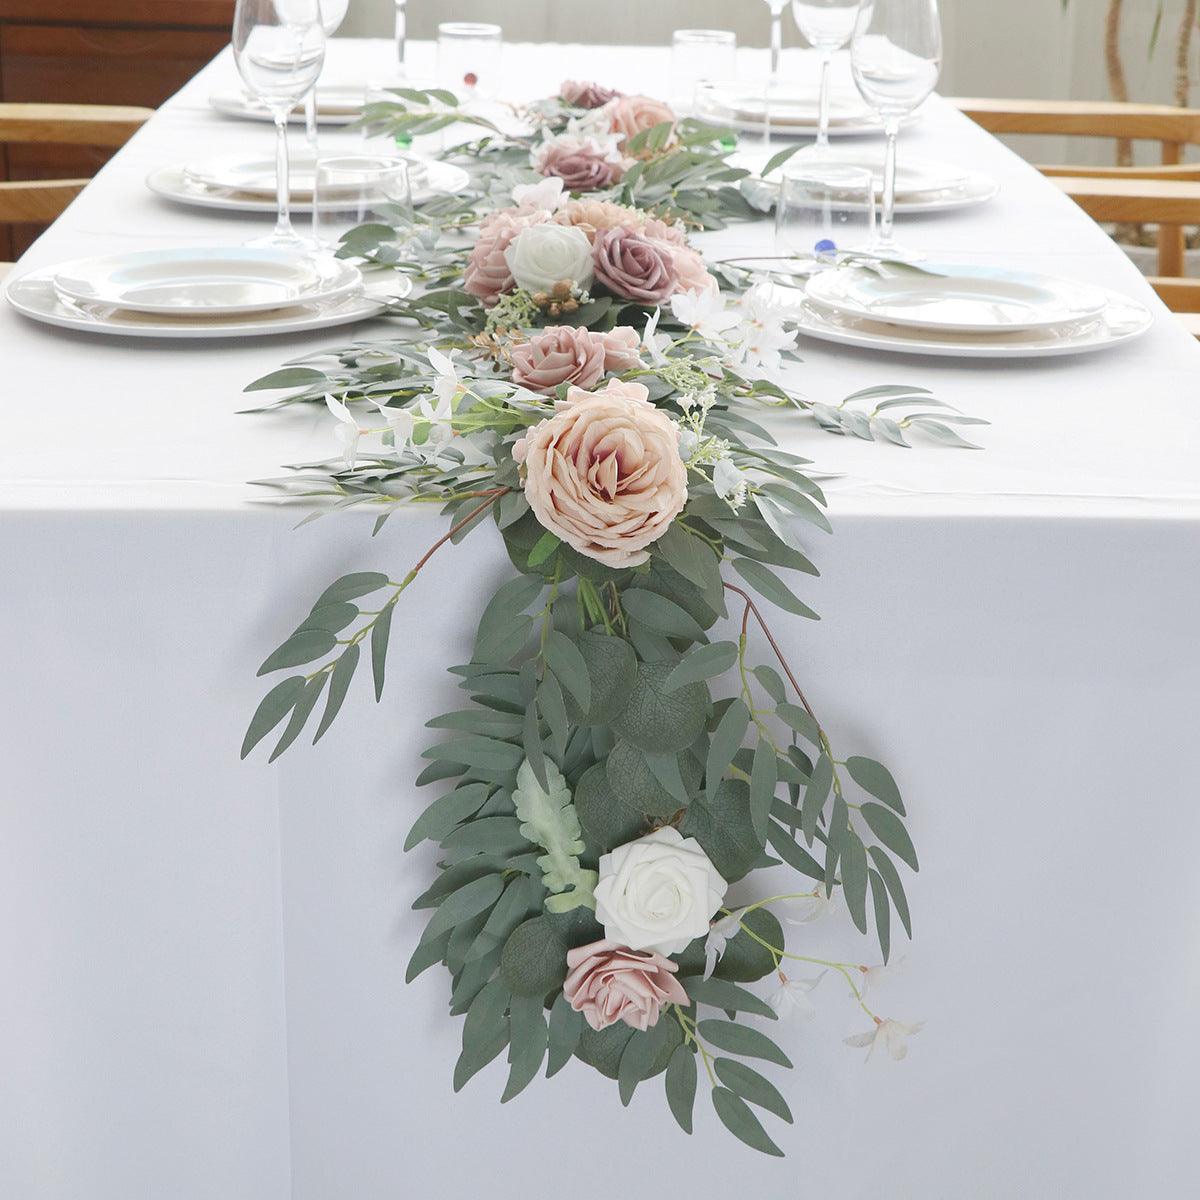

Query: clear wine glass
[304,0,350,241]
[791,0,859,156]
[232,0,326,250]
[759,0,790,151]
[850,0,941,259]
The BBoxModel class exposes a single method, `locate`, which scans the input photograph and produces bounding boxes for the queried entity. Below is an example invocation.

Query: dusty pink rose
[510,326,607,394]
[605,94,677,149]
[563,938,688,1031]
[667,244,718,294]
[536,139,624,192]
[599,325,642,373]
[464,207,550,305]
[593,225,679,304]
[512,378,687,567]
[560,79,620,109]
[640,215,688,249]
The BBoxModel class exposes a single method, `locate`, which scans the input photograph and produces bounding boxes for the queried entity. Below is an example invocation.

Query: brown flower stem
[724,582,843,798]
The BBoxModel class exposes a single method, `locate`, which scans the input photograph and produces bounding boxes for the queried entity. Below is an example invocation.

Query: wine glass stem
[879,119,900,248]
[273,111,294,243]
[815,48,833,150]
[770,12,782,78]
[394,0,407,72]
[305,92,319,241]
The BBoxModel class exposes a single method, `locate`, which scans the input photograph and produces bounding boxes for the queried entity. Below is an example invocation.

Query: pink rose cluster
[563,939,688,1032]
[464,196,717,307]
[509,324,641,395]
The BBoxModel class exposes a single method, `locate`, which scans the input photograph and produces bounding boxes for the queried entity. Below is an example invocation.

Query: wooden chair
[0,103,153,267]
[951,98,1200,276]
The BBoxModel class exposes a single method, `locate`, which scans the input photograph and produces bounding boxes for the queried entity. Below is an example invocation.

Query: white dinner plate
[147,159,471,214]
[805,263,1109,334]
[741,162,998,216]
[5,267,411,339]
[209,86,364,125]
[779,285,1151,358]
[184,152,431,199]
[695,83,916,138]
[53,247,362,317]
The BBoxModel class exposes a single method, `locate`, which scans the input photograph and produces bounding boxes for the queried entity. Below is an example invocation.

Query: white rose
[504,223,595,296]
[594,827,727,956]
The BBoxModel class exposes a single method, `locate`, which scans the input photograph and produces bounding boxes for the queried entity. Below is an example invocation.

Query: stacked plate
[148,152,471,216]
[5,247,409,339]
[792,263,1153,358]
[745,150,999,216]
[695,82,902,137]
[209,86,365,125]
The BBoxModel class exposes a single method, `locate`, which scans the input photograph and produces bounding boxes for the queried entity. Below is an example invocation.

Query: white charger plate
[805,263,1109,334]
[53,247,362,317]
[209,86,364,125]
[147,159,471,214]
[184,151,431,199]
[6,267,411,339]
[784,286,1151,358]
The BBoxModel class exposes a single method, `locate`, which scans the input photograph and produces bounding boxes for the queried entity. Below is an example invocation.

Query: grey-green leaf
[697,1019,792,1068]
[686,977,777,1020]
[711,1086,785,1157]
[706,699,750,806]
[241,675,306,759]
[861,802,919,871]
[544,630,591,712]
[845,756,905,815]
[732,558,819,620]
[546,994,585,1078]
[868,846,912,937]
[371,601,395,701]
[268,673,327,762]
[869,867,892,963]
[502,994,548,1102]
[313,643,359,743]
[713,1058,793,1124]
[664,1044,698,1134]
[257,628,336,676]
[749,737,777,845]
[424,874,506,941]
[622,588,706,640]
[665,641,738,692]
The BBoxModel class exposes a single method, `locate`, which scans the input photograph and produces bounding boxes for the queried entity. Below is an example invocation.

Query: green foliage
[512,759,597,913]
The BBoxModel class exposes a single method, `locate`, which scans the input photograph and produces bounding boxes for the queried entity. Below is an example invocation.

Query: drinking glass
[313,154,414,251]
[790,0,859,155]
[305,0,350,240]
[850,0,941,258]
[233,0,326,249]
[394,0,408,74]
[775,164,874,268]
[672,29,737,108]
[437,22,503,98]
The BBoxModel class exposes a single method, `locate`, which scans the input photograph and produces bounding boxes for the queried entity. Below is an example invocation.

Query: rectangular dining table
[1,38,1198,1200]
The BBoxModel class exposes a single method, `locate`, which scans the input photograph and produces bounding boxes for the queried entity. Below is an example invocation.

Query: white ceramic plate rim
[5,267,411,339]
[785,287,1151,358]
[52,247,363,316]
[209,88,361,126]
[805,264,1110,334]
[746,169,998,215]
[184,152,431,199]
[147,161,471,213]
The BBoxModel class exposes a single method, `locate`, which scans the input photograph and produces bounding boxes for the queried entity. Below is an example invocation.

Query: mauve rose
[593,225,679,304]
[464,208,550,306]
[509,326,606,394]
[605,94,677,148]
[563,938,688,1032]
[509,325,643,395]
[536,139,624,192]
[512,378,687,568]
[560,79,620,108]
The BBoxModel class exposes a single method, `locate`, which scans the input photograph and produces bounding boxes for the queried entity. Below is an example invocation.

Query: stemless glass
[850,0,941,258]
[775,164,874,268]
[790,0,860,155]
[233,0,326,249]
[672,29,737,108]
[313,154,414,252]
[437,22,503,98]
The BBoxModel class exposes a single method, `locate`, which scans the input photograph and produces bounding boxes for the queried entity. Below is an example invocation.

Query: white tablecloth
[2,40,1198,1200]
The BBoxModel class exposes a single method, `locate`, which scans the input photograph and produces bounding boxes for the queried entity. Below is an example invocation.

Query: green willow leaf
[697,1019,792,1068]
[845,756,905,815]
[424,874,506,941]
[313,642,359,744]
[371,600,395,701]
[713,1058,793,1124]
[732,558,819,621]
[777,702,821,746]
[241,675,306,759]
[543,630,591,712]
[766,820,825,882]
[801,752,833,845]
[685,977,777,1020]
[868,845,912,937]
[664,1043,698,1134]
[711,1087,785,1157]
[861,802,919,871]
[546,994,585,1078]
[315,571,389,606]
[869,867,892,963]
[502,994,548,1103]
[622,588,706,640]
[749,737,777,845]
[840,827,869,935]
[257,628,336,676]
[665,641,738,692]
[269,674,327,763]
[706,699,750,806]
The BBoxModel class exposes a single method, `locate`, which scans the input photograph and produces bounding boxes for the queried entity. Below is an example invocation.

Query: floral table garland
[240,81,977,1156]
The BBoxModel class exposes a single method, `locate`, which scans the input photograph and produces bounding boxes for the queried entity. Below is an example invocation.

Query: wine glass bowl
[850,0,941,258]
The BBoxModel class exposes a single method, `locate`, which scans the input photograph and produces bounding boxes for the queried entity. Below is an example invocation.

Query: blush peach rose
[510,325,643,394]
[535,138,624,191]
[512,378,688,568]
[605,94,677,149]
[563,938,688,1032]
